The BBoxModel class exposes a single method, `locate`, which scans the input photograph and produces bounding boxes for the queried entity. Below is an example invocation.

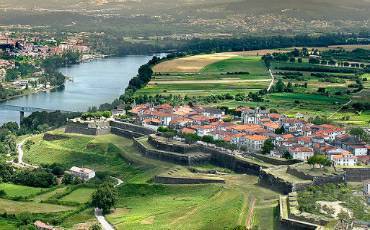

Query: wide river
[0,55,154,124]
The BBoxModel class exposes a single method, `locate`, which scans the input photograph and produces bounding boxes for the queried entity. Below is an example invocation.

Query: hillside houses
[129,104,369,164]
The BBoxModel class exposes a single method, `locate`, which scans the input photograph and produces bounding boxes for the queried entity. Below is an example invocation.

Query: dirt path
[245,197,256,229]
[267,69,274,92]
[328,99,352,119]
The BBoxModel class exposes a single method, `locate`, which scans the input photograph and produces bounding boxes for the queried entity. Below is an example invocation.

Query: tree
[89,224,102,230]
[286,82,294,92]
[307,154,331,168]
[201,135,214,143]
[275,126,285,134]
[282,151,293,160]
[274,79,286,92]
[261,139,274,155]
[337,210,352,230]
[91,182,118,214]
[349,127,368,142]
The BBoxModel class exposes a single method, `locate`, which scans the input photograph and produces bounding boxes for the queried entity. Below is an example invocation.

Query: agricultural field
[60,187,96,204]
[144,47,370,126]
[139,55,271,97]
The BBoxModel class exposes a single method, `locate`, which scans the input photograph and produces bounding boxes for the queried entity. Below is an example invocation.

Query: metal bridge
[0,105,75,121]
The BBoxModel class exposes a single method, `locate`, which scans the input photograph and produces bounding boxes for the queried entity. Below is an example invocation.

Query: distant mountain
[0,0,369,36]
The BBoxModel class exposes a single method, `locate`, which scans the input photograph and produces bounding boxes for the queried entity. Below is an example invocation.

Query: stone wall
[133,137,211,165]
[259,167,294,194]
[111,121,155,136]
[148,135,199,154]
[199,145,262,175]
[280,218,320,230]
[344,168,370,182]
[286,166,314,180]
[111,127,144,139]
[65,121,110,136]
[287,164,346,185]
[154,176,225,184]
[251,153,300,166]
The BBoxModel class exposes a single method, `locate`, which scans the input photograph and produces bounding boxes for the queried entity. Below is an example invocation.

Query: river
[0,55,154,124]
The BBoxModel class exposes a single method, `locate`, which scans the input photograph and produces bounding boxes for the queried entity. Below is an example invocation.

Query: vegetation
[298,183,370,222]
[91,182,118,214]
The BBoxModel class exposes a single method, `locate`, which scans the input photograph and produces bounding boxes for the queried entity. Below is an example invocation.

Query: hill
[0,0,369,36]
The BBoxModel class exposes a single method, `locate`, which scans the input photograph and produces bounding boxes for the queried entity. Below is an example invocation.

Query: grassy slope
[0,183,47,198]
[108,174,279,230]
[21,131,281,229]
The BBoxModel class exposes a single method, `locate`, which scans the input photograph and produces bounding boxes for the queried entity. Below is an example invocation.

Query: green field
[0,183,47,198]
[108,174,279,230]
[60,188,95,204]
[137,56,270,97]
[0,198,75,214]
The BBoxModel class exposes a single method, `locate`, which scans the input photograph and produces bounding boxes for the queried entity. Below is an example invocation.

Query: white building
[288,146,314,161]
[69,166,95,181]
[331,153,357,167]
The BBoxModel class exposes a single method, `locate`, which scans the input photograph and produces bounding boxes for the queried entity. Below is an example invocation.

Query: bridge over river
[0,105,75,121]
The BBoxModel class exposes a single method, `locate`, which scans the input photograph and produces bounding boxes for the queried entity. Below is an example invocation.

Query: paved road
[267,69,275,92]
[95,208,115,230]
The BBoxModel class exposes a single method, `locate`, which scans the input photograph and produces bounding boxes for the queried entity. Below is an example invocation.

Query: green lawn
[0,183,47,198]
[0,198,75,214]
[60,188,95,204]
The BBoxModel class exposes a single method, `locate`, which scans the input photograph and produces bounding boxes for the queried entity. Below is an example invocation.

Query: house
[191,125,216,137]
[68,166,95,181]
[240,135,269,151]
[282,118,305,133]
[34,221,54,230]
[347,145,368,156]
[201,107,225,119]
[330,152,357,167]
[242,107,269,124]
[111,106,126,116]
[288,146,314,161]
[263,122,280,132]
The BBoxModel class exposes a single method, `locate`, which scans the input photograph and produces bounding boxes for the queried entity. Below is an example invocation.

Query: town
[0,31,93,99]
